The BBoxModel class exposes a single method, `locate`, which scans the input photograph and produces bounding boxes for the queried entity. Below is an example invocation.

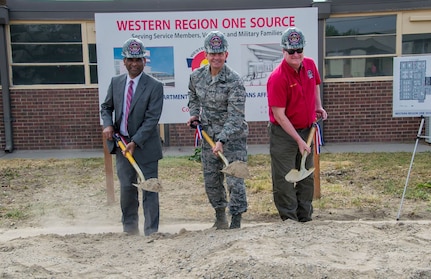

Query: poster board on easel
[393,55,431,220]
[393,56,431,118]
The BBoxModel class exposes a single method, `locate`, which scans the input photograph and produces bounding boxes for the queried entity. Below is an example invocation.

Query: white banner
[95,8,318,123]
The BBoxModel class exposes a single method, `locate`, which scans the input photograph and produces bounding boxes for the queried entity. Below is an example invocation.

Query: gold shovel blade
[221,161,251,179]
[133,178,163,192]
[285,167,315,183]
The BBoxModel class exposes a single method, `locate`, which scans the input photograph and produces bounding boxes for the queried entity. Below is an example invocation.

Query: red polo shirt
[267,57,321,129]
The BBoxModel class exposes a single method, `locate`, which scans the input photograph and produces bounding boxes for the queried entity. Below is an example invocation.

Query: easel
[396,116,430,220]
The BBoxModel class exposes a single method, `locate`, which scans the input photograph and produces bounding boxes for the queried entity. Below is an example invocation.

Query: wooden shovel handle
[306,125,317,147]
[200,129,230,166]
[299,125,317,160]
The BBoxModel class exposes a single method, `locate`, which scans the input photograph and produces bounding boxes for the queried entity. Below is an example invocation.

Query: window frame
[7,20,97,88]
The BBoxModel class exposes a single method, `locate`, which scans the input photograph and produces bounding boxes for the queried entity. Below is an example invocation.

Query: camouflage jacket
[188,64,248,143]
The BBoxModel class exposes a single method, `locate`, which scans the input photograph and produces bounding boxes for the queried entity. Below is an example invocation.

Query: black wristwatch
[217,139,225,144]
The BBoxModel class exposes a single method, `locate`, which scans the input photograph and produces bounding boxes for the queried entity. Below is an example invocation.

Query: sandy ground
[1,158,431,279]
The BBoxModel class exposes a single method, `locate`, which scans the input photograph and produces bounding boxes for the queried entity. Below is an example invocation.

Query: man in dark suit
[100,38,164,236]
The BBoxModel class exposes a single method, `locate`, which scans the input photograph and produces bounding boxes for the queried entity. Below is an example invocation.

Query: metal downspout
[312,0,331,128]
[0,4,13,152]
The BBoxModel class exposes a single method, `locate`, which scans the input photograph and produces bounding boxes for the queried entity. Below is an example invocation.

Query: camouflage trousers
[201,136,248,215]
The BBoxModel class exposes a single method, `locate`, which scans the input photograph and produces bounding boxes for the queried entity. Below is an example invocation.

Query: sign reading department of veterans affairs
[95,8,318,124]
[393,56,431,117]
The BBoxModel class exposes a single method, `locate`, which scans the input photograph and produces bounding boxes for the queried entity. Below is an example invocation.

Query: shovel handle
[117,140,138,165]
[200,129,230,166]
[305,125,316,147]
[113,134,146,182]
[299,125,317,164]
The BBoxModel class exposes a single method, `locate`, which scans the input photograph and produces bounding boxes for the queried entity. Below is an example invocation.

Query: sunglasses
[286,48,304,55]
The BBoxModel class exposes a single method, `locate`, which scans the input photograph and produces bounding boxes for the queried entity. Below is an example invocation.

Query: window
[402,33,431,55]
[10,23,97,85]
[324,15,396,79]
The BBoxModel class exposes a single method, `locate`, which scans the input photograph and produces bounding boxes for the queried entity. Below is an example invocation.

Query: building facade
[1,0,430,151]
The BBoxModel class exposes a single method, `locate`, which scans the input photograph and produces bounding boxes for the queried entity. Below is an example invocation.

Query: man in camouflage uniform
[187,31,248,229]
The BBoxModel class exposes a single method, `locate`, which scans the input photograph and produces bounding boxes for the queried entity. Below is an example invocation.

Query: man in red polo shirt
[267,27,328,222]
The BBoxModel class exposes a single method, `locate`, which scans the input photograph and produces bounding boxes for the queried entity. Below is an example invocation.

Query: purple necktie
[125,80,134,128]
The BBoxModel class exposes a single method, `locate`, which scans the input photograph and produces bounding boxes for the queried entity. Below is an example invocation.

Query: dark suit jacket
[100,72,164,164]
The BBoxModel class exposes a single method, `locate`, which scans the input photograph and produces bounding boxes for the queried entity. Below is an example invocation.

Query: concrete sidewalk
[0,141,430,160]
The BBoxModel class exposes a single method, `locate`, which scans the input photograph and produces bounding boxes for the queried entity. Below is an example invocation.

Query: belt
[269,122,311,132]
[296,127,311,133]
[118,134,131,143]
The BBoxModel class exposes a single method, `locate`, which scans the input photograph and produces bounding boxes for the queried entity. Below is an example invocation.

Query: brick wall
[169,80,422,146]
[323,81,420,142]
[6,88,103,150]
[0,80,425,151]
